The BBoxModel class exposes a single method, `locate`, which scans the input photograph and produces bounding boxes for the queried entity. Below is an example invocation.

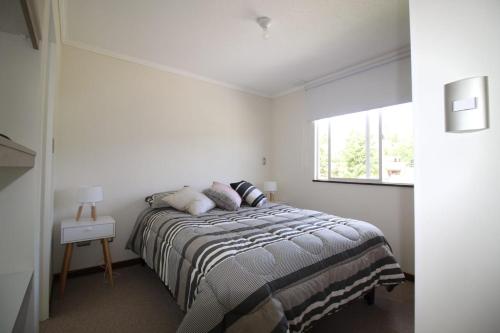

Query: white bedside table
[60,216,115,296]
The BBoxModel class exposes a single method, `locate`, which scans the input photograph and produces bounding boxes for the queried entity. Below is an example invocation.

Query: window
[314,103,414,185]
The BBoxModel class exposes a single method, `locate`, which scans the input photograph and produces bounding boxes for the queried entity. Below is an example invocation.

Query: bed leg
[364,288,375,305]
[140,259,145,267]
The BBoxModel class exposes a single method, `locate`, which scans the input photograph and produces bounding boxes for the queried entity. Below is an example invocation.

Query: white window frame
[314,110,413,186]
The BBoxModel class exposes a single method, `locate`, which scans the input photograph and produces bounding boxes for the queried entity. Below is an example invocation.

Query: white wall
[0,31,42,274]
[410,0,500,332]
[0,0,55,328]
[0,17,47,333]
[39,40,58,321]
[53,45,272,272]
[271,89,414,274]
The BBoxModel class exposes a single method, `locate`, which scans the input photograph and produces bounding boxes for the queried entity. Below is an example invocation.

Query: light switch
[452,97,477,112]
[445,76,489,132]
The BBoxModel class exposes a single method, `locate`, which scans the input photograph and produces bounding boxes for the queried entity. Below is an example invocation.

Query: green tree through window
[315,102,413,184]
[332,131,379,178]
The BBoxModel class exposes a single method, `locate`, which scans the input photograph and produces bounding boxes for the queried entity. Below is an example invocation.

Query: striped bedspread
[126,203,405,333]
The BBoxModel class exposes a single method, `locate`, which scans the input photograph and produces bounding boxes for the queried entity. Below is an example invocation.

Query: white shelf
[0,270,33,333]
[0,136,36,168]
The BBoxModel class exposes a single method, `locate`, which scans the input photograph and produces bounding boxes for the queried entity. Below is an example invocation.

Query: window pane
[331,112,369,179]
[315,119,329,180]
[381,103,414,183]
[368,111,380,179]
[314,103,413,184]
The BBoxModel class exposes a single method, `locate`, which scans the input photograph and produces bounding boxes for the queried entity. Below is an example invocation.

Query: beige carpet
[41,265,413,333]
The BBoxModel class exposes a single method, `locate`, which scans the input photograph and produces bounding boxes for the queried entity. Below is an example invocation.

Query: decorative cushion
[186,195,216,216]
[203,182,241,211]
[145,190,178,208]
[230,180,267,207]
[162,187,215,215]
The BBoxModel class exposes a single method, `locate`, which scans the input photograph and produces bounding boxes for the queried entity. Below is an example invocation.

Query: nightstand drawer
[62,223,114,244]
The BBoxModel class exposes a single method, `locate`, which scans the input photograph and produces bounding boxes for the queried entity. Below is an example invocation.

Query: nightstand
[59,216,115,296]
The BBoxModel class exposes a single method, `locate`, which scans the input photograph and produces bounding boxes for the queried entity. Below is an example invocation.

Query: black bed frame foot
[364,288,375,305]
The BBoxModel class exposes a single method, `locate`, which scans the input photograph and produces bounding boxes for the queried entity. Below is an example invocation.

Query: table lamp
[76,186,103,221]
[263,181,278,202]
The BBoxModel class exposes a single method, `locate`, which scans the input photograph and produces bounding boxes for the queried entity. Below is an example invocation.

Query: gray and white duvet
[126,203,405,333]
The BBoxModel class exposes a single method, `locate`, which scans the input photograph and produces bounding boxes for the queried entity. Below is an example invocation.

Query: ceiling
[62,0,410,97]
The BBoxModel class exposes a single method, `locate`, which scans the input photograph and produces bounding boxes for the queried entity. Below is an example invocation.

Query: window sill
[312,179,414,188]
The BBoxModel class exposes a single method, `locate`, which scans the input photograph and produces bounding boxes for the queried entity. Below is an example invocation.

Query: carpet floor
[41,265,414,333]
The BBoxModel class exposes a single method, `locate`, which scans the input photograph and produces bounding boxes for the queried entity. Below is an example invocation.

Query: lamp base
[75,204,97,221]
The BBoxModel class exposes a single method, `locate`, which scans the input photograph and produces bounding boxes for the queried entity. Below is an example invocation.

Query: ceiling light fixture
[256,16,272,40]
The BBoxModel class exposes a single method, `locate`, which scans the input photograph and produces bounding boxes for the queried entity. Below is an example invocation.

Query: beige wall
[53,45,272,272]
[271,90,414,274]
[411,0,500,331]
[54,44,415,276]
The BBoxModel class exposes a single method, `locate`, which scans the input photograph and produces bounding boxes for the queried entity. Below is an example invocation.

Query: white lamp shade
[77,186,103,203]
[263,181,278,192]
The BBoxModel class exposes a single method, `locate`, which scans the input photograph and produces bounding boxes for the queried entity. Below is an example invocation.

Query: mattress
[126,203,405,333]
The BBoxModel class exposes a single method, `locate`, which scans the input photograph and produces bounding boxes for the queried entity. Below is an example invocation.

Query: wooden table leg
[101,239,114,287]
[75,205,83,221]
[101,239,110,280]
[60,243,74,296]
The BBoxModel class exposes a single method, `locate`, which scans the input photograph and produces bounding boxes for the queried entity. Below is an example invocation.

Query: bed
[126,202,405,333]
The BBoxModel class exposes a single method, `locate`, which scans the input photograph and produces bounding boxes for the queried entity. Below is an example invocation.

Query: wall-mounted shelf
[0,136,36,168]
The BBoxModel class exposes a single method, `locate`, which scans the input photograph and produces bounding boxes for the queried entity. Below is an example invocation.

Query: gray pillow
[203,188,240,211]
[145,190,178,208]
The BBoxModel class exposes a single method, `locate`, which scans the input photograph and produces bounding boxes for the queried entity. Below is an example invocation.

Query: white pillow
[186,196,216,216]
[162,187,215,215]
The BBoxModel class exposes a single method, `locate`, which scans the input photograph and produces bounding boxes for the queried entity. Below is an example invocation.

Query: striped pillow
[230,180,267,207]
